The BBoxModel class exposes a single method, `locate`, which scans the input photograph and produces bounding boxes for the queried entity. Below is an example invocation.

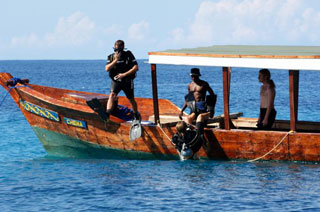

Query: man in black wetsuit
[105,40,140,120]
[172,115,206,160]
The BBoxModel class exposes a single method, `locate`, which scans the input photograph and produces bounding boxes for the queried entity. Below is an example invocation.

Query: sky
[1,0,320,59]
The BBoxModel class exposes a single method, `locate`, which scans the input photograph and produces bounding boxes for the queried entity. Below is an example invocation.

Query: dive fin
[129,119,142,141]
[86,98,109,121]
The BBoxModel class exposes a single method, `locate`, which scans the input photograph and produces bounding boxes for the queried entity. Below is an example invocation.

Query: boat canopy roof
[148,45,320,71]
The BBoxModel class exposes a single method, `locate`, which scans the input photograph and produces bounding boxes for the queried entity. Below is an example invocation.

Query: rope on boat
[157,122,296,162]
[157,121,296,162]
[157,123,172,142]
[0,87,14,107]
[0,77,32,108]
[248,130,295,162]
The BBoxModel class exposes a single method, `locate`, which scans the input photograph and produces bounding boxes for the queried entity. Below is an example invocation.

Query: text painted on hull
[20,100,60,122]
[64,117,87,129]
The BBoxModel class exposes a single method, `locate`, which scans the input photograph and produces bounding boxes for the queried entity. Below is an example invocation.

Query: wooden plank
[148,46,320,71]
[230,118,320,132]
[151,64,160,124]
[289,70,299,131]
[149,45,320,59]
[62,92,108,105]
[223,67,231,130]
[149,112,243,127]
[148,51,320,59]
[148,55,320,71]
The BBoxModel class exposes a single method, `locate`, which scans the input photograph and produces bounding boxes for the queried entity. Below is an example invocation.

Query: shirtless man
[257,69,277,129]
[179,68,215,125]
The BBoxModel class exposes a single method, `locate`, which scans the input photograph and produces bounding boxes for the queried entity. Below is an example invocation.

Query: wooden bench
[223,117,320,132]
[273,120,320,132]
[62,92,108,105]
[149,112,244,127]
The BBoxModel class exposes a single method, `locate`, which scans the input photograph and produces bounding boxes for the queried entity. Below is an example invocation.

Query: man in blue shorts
[105,40,140,120]
[179,68,215,125]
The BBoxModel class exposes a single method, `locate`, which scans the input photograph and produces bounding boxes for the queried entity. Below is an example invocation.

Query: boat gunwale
[16,85,94,113]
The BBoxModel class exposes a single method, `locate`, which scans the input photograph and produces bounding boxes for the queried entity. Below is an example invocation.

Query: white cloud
[232,25,257,42]
[103,24,124,36]
[170,28,185,43]
[10,12,95,48]
[169,0,320,46]
[299,8,320,42]
[45,12,95,47]
[11,33,40,47]
[128,21,149,41]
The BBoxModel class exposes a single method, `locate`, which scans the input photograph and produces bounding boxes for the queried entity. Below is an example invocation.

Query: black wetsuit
[106,50,138,99]
[171,122,205,158]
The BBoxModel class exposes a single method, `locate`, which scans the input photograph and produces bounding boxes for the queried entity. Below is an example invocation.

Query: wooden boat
[0,73,184,159]
[1,45,320,161]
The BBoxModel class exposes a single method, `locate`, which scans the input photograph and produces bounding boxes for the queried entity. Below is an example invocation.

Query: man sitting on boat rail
[179,68,216,125]
[105,40,140,121]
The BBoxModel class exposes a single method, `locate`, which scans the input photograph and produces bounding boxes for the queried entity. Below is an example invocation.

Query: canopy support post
[289,70,299,132]
[222,67,231,130]
[151,64,160,124]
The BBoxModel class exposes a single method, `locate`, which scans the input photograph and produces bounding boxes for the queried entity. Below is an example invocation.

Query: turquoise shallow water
[0,60,320,211]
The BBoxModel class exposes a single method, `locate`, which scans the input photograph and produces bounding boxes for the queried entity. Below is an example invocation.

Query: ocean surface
[0,60,320,211]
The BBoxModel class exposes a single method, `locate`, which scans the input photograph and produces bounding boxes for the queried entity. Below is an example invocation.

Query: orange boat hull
[1,72,320,161]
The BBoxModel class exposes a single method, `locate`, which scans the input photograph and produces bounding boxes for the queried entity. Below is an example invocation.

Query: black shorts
[110,79,134,99]
[257,108,277,129]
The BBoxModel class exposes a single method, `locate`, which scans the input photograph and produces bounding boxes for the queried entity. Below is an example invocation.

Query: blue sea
[1,60,320,211]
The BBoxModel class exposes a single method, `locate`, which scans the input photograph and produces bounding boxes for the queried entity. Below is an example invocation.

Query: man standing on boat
[257,69,276,129]
[179,68,215,125]
[105,40,140,121]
